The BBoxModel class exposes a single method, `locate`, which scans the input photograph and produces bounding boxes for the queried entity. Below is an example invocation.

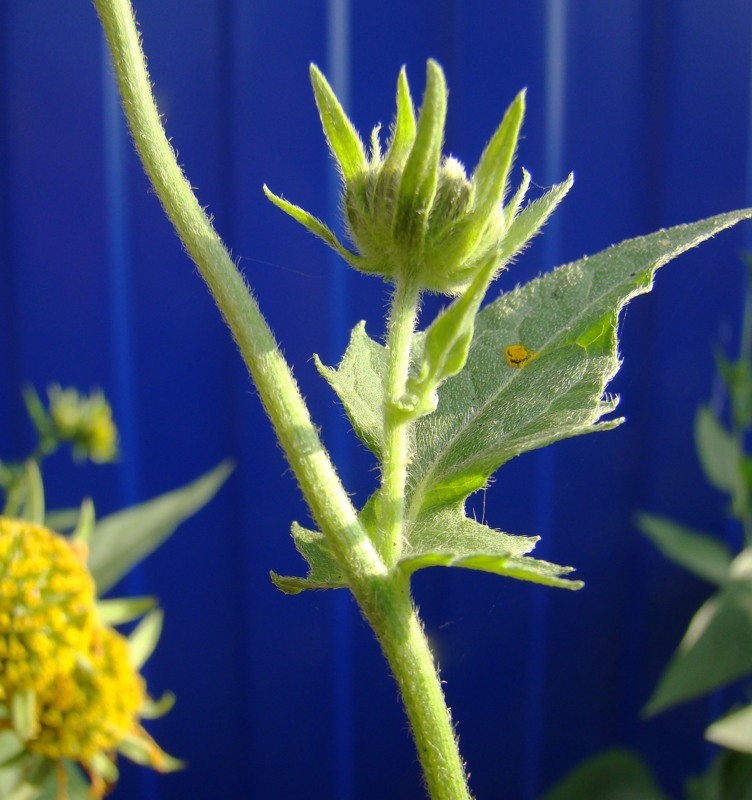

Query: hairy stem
[92,1,472,796]
[361,575,473,800]
[91,0,382,582]
[380,276,421,565]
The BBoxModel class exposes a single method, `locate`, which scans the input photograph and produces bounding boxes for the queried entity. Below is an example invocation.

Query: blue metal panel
[1,2,751,798]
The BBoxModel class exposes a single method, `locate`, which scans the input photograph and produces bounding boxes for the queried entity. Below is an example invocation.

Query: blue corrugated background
[2,2,752,798]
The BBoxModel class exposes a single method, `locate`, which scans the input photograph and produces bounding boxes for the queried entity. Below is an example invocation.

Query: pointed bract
[309,64,367,181]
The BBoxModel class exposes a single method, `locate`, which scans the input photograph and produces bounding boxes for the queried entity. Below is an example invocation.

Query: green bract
[264,60,571,295]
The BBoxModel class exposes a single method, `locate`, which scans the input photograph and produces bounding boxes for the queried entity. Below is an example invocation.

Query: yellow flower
[29,625,145,762]
[0,518,96,701]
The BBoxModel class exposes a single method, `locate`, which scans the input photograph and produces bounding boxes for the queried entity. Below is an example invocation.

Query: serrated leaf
[88,460,233,594]
[309,64,367,182]
[406,209,752,516]
[398,504,581,589]
[540,748,669,800]
[695,405,743,496]
[270,522,346,595]
[636,512,732,585]
[314,322,386,456]
[644,581,752,716]
[706,702,752,754]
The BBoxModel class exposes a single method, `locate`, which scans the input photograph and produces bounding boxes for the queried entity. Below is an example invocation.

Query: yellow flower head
[0,518,96,700]
[29,625,145,763]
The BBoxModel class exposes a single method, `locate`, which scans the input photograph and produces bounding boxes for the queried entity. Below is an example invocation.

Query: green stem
[360,575,473,800]
[91,0,382,584]
[380,276,421,565]
[92,2,472,796]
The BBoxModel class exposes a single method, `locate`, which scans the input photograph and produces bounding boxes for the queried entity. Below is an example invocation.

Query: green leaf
[19,461,45,526]
[96,595,157,626]
[262,186,365,270]
[540,748,669,800]
[398,504,581,590]
[44,508,79,531]
[0,731,24,768]
[35,761,89,800]
[11,690,36,742]
[407,209,752,515]
[71,497,95,546]
[636,512,732,585]
[88,460,233,594]
[695,405,743,497]
[140,691,176,720]
[706,702,752,754]
[270,522,346,595]
[686,749,752,800]
[314,322,386,456]
[309,64,367,181]
[644,580,752,715]
[128,608,163,669]
[394,60,447,250]
[117,732,184,772]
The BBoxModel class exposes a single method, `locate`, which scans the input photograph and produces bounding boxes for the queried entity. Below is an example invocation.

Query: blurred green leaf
[695,405,744,501]
[686,749,752,800]
[636,512,732,585]
[706,702,752,754]
[128,608,164,670]
[88,460,233,594]
[11,691,36,743]
[645,581,752,715]
[540,748,668,800]
[0,732,24,768]
[35,762,89,800]
[96,595,156,626]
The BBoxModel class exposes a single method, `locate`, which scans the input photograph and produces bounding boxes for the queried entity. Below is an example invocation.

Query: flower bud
[265,60,571,296]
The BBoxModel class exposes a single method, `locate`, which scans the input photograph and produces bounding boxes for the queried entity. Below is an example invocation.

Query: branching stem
[380,276,421,565]
[91,1,473,797]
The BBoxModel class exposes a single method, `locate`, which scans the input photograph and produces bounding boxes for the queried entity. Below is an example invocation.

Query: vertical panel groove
[100,34,157,800]
[326,1,354,797]
[523,2,567,798]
